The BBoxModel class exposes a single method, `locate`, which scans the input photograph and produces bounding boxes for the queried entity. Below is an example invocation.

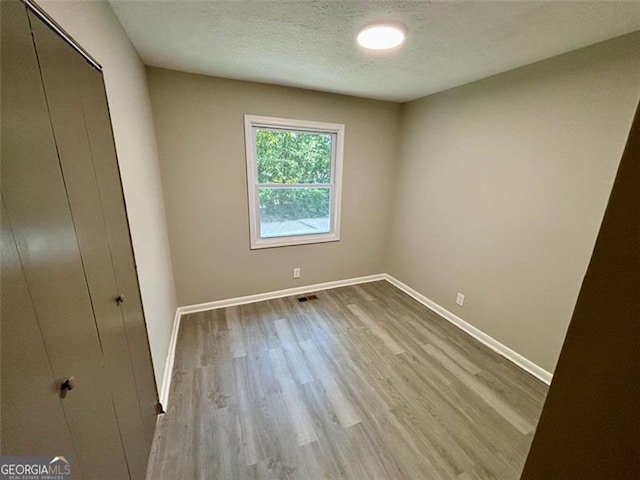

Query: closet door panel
[1,200,76,464]
[1,3,130,478]
[67,26,160,440]
[29,14,150,480]
[80,69,160,440]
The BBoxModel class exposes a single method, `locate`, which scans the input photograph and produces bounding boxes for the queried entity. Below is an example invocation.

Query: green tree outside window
[256,129,332,221]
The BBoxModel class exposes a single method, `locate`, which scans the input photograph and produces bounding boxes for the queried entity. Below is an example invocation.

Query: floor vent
[297,294,318,302]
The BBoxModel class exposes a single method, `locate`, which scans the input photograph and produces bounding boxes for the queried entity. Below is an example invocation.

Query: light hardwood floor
[147,281,547,479]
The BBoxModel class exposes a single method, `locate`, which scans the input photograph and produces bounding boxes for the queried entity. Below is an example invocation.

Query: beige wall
[37,1,177,389]
[139,29,637,376]
[522,98,640,480]
[146,68,401,306]
[387,32,640,372]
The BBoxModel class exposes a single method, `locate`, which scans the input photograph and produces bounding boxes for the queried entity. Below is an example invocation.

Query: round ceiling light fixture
[356,23,406,51]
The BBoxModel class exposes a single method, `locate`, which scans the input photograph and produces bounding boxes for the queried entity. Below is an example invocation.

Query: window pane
[259,187,331,238]
[255,128,332,184]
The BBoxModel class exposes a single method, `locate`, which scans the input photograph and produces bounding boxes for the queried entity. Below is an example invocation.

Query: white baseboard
[159,272,552,408]
[158,308,183,409]
[384,274,553,385]
[177,274,387,316]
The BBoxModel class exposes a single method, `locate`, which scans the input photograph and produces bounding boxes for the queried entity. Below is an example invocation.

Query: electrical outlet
[456,292,465,306]
[293,267,301,279]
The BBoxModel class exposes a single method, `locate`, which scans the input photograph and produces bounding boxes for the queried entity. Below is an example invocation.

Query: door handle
[61,376,76,392]
[115,295,125,305]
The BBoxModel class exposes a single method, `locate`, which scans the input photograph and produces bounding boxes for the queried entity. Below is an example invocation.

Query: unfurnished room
[1,1,639,479]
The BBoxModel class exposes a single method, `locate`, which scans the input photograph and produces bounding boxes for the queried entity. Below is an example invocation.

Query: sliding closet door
[0,2,130,478]
[29,12,155,479]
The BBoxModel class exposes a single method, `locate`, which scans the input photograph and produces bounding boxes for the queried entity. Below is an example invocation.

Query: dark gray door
[79,51,160,448]
[1,199,77,463]
[29,14,155,479]
[1,2,130,478]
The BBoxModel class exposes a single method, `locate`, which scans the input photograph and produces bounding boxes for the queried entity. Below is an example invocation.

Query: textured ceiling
[110,1,640,102]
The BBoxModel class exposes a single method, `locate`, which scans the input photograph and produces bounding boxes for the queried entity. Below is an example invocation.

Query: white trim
[383,274,553,385]
[178,274,385,315]
[243,114,344,250]
[158,309,183,409]
[249,231,340,249]
[159,272,552,408]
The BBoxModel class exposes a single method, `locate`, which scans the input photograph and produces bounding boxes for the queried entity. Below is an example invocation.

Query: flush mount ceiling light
[357,23,406,51]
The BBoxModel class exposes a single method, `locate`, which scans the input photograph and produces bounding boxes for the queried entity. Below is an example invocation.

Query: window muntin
[244,115,344,249]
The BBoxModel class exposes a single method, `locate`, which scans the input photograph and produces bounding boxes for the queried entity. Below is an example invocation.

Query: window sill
[250,232,340,250]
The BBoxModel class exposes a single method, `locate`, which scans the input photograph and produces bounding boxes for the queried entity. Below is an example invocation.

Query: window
[244,115,344,249]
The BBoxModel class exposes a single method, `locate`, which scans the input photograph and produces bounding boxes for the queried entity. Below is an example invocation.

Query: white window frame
[244,114,344,249]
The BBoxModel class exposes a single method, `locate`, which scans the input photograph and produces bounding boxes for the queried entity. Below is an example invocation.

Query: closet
[1,2,158,479]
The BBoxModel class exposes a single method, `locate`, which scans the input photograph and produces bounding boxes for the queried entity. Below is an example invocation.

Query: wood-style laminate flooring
[147,281,548,480]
